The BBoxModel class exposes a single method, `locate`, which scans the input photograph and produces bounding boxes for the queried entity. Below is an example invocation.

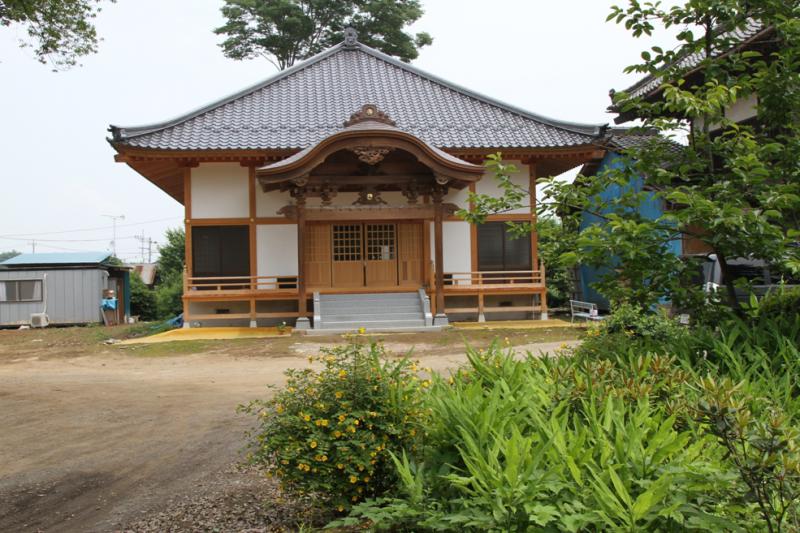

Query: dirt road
[0,326,579,532]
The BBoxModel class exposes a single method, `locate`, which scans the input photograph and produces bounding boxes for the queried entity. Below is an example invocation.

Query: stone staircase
[312,290,438,333]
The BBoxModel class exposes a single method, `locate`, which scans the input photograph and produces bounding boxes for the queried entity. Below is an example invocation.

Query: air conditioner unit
[30,313,49,328]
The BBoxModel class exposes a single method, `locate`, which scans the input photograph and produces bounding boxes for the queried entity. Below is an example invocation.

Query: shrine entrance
[305,222,424,290]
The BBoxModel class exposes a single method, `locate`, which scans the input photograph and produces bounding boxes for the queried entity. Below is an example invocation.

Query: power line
[0,216,181,239]
[0,234,142,243]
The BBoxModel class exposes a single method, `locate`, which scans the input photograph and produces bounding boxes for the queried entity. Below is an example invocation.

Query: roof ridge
[109,43,347,140]
[110,40,605,142]
[351,42,605,137]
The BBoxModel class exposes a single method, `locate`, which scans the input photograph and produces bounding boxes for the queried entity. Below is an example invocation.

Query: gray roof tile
[111,41,604,151]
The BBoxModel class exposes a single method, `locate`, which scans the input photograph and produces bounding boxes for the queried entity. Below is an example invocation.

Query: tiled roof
[619,20,768,100]
[110,39,604,151]
[603,127,685,155]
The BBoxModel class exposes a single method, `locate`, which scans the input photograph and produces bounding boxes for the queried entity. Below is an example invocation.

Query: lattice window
[333,224,362,262]
[366,224,396,261]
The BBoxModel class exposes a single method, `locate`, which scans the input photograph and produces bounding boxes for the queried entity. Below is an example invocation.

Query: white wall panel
[257,225,298,276]
[475,160,530,215]
[191,163,249,219]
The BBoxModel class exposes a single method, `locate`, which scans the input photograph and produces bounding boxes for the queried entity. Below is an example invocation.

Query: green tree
[157,228,185,280]
[0,250,21,263]
[215,0,432,70]
[154,228,185,319]
[1,0,113,69]
[465,1,800,313]
[129,271,157,321]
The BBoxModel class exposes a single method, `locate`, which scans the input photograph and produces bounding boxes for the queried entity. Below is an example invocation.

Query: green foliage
[1,0,112,69]
[751,286,800,321]
[463,1,800,313]
[215,0,432,70]
[335,344,742,532]
[129,271,157,322]
[155,273,183,320]
[156,228,185,281]
[0,250,21,263]
[243,341,426,513]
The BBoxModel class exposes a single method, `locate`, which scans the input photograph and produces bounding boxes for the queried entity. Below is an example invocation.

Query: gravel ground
[122,465,323,533]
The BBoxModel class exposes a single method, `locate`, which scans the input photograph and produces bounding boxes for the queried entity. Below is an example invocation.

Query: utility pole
[29,240,36,254]
[102,214,125,258]
[134,232,157,263]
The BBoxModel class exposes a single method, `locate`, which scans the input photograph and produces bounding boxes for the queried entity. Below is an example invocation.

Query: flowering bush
[242,340,427,512]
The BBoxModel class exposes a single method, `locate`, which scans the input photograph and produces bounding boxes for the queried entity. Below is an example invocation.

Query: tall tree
[215,0,432,70]
[1,0,112,69]
[464,0,800,314]
[0,250,20,263]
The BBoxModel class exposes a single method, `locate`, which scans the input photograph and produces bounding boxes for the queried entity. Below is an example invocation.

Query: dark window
[192,226,250,278]
[0,280,43,302]
[477,222,531,271]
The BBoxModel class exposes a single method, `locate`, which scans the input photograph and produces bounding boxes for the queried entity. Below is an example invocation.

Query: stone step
[322,312,423,322]
[321,319,427,329]
[319,304,422,313]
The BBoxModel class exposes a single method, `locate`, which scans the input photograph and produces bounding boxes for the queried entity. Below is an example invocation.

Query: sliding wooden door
[398,222,424,286]
[365,224,398,286]
[306,224,332,287]
[332,224,364,286]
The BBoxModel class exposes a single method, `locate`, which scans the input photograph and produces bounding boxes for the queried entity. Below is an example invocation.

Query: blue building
[576,129,684,310]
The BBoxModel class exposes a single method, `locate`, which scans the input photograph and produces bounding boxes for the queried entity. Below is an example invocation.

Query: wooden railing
[443,270,545,288]
[185,275,299,293]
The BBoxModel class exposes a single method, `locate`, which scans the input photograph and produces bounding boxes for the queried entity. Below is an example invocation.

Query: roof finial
[344,27,358,47]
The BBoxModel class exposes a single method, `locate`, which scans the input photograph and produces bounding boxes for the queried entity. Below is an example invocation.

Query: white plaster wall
[256,186,289,217]
[445,187,470,209]
[475,160,530,215]
[725,93,758,123]
[257,225,298,276]
[430,221,472,273]
[191,163,249,219]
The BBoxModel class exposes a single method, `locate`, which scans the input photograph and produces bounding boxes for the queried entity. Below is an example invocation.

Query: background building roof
[110,37,605,151]
[1,252,112,267]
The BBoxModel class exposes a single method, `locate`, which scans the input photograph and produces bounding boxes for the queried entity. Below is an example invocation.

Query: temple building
[109,30,605,331]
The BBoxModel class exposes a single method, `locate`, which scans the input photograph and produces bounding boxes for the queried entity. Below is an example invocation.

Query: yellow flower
[320,455,328,462]
[338,414,346,422]
[334,430,342,438]
[349,475,358,484]
[409,428,417,437]
[347,426,356,433]
[337,505,344,512]
[354,419,360,426]
[276,405,284,414]
[358,327,366,334]
[358,465,365,472]
[352,495,358,502]
[310,440,318,449]
[338,369,348,378]
[422,380,431,388]
[357,487,363,493]
[281,459,289,465]
[287,387,296,393]
[337,463,345,470]
[321,419,329,427]
[363,476,370,483]
[335,391,343,399]
[303,414,311,422]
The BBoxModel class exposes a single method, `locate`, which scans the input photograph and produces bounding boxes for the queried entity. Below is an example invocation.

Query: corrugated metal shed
[0,269,107,326]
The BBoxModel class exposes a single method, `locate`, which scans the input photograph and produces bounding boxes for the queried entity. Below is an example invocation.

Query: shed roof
[110,35,605,151]
[1,252,112,267]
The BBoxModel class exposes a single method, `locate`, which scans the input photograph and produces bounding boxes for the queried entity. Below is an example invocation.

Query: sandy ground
[0,326,579,532]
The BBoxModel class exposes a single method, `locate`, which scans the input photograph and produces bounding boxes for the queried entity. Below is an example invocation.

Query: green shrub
[334,344,741,532]
[129,272,157,321]
[577,303,686,360]
[242,341,426,513]
[752,286,800,321]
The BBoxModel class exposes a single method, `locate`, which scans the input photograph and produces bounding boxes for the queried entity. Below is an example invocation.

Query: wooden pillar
[248,165,257,328]
[432,185,448,325]
[294,186,310,329]
[529,161,539,272]
[182,167,192,328]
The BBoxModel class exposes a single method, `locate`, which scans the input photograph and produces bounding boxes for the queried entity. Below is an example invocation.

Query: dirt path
[0,329,579,532]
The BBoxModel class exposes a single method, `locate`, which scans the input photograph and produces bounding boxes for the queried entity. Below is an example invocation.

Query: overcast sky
[0,0,675,263]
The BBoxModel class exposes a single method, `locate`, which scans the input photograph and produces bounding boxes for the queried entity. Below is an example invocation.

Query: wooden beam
[296,193,308,320]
